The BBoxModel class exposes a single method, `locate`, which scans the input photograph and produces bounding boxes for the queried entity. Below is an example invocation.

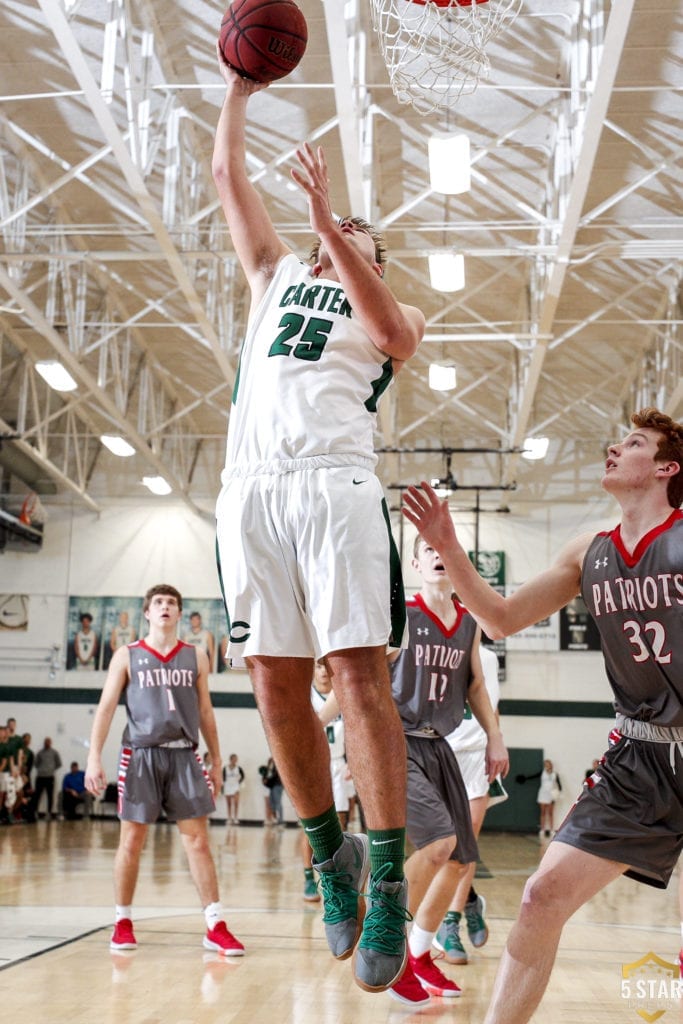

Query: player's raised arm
[290,143,425,365]
[211,48,290,298]
[402,481,590,638]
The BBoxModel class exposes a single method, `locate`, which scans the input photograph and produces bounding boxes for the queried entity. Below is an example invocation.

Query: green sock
[300,806,343,864]
[367,827,405,881]
[304,867,315,882]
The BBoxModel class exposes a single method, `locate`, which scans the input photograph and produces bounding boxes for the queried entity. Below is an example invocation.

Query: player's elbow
[480,620,507,641]
[377,321,423,362]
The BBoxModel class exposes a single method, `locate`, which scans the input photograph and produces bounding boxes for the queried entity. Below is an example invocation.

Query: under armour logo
[140,657,149,664]
[594,557,608,569]
[416,627,429,636]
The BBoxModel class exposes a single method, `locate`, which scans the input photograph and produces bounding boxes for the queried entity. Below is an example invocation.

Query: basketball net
[370,0,523,115]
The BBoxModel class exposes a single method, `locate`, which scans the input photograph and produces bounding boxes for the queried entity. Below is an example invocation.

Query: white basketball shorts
[216,462,405,666]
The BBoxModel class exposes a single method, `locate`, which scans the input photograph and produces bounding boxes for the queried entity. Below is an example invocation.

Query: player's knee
[519,868,569,923]
[421,834,457,868]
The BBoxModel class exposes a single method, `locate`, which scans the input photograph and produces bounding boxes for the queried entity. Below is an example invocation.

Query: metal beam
[505,0,636,484]
[37,0,234,387]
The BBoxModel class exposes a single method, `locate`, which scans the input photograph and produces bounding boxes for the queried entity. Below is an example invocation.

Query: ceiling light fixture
[428,133,471,195]
[428,253,465,292]
[428,364,457,391]
[142,475,172,495]
[35,360,78,392]
[522,436,549,460]
[100,435,136,458]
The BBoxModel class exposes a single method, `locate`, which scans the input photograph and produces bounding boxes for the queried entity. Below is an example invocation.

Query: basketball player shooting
[402,408,683,1024]
[212,46,425,993]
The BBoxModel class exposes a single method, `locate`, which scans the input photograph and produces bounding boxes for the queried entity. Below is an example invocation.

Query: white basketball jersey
[223,254,394,478]
[311,686,345,759]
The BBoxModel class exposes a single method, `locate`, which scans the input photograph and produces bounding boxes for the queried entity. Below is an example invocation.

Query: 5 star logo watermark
[621,952,681,1021]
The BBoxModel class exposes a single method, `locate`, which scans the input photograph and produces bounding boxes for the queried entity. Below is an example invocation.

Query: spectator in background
[223,753,245,824]
[21,732,34,781]
[5,717,23,766]
[32,737,62,820]
[536,759,561,838]
[0,723,16,825]
[62,761,92,820]
[75,612,99,670]
[262,758,284,826]
[258,763,277,827]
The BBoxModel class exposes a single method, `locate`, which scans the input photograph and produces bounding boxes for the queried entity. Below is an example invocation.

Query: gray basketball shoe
[313,832,370,960]
[353,865,410,991]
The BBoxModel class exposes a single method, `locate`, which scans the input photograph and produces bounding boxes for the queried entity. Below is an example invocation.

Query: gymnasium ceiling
[0,0,681,520]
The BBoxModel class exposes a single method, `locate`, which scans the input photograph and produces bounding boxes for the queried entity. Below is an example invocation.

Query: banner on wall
[559,596,602,651]
[504,584,560,651]
[66,595,228,671]
[468,550,506,679]
[0,594,30,631]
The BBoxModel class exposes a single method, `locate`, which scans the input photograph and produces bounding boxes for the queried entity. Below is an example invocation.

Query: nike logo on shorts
[352,478,366,485]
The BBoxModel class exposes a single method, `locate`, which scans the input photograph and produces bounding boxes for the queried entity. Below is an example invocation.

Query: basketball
[219,0,308,84]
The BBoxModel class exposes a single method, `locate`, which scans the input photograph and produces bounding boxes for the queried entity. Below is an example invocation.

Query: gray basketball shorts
[555,728,683,889]
[117,746,215,824]
[405,735,478,865]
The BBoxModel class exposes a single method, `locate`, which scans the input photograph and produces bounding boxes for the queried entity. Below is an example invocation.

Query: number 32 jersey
[581,510,683,726]
[223,254,393,478]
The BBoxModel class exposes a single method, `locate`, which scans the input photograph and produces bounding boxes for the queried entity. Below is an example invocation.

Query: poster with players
[559,596,602,651]
[468,550,506,679]
[66,596,106,670]
[180,597,225,673]
[100,597,144,670]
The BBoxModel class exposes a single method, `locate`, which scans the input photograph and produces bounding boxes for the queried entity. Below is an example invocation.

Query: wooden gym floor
[0,819,680,1023]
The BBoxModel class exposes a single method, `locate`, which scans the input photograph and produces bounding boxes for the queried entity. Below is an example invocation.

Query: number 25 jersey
[223,254,393,478]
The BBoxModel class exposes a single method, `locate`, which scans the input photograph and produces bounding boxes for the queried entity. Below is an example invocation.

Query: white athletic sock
[408,922,435,959]
[115,905,132,923]
[204,901,223,931]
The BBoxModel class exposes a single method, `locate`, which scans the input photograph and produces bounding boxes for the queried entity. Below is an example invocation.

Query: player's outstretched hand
[402,482,458,553]
[290,142,335,237]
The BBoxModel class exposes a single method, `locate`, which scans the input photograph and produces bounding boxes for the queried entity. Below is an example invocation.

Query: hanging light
[522,436,549,460]
[429,253,465,292]
[142,475,172,495]
[428,364,457,391]
[428,133,471,195]
[35,360,78,392]
[100,435,136,457]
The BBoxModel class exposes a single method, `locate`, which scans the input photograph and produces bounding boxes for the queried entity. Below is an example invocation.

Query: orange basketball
[219,0,308,84]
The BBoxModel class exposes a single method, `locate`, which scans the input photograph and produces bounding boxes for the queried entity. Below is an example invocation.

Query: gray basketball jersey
[390,594,477,736]
[122,640,201,748]
[581,510,683,726]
